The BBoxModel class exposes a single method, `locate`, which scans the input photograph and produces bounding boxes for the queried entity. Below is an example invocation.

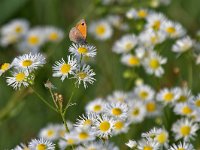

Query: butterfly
[69,19,87,44]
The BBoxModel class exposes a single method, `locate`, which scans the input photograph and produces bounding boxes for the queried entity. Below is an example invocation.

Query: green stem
[31,87,58,113]
[63,87,75,115]
[59,110,70,133]
[49,88,59,110]
[188,53,193,89]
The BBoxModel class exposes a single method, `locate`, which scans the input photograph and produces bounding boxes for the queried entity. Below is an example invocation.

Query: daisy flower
[18,27,46,52]
[28,138,55,150]
[45,26,64,42]
[12,53,46,72]
[74,113,95,129]
[139,29,166,47]
[58,132,80,149]
[39,124,59,141]
[112,34,137,54]
[85,98,105,114]
[172,118,199,141]
[190,93,200,108]
[1,19,29,36]
[6,70,29,90]
[162,20,186,38]
[156,88,181,105]
[125,140,137,149]
[113,119,130,135]
[0,34,19,46]
[92,114,115,139]
[172,36,193,53]
[75,128,95,143]
[173,102,194,117]
[106,15,129,31]
[104,102,128,119]
[145,100,161,117]
[128,100,146,123]
[145,13,167,31]
[126,8,149,19]
[69,43,97,58]
[143,51,167,77]
[169,142,194,150]
[52,56,77,81]
[121,54,140,67]
[138,139,160,150]
[89,19,113,40]
[176,87,192,103]
[134,84,155,101]
[107,90,128,103]
[73,64,96,88]
[142,128,169,146]
[0,63,12,76]
[0,19,29,46]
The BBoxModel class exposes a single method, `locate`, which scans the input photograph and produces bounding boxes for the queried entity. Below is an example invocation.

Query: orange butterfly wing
[76,19,87,39]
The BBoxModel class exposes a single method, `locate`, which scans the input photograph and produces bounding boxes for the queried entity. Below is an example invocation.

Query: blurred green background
[1,0,200,149]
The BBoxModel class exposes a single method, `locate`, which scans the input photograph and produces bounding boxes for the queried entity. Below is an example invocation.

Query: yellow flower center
[28,35,39,45]
[195,99,200,107]
[156,132,167,144]
[112,108,122,116]
[166,27,176,34]
[22,60,33,67]
[93,105,102,112]
[79,132,89,140]
[0,63,10,71]
[96,25,106,35]
[152,20,161,30]
[125,42,133,51]
[36,144,46,150]
[78,47,88,54]
[49,32,58,41]
[137,10,147,18]
[139,91,149,100]
[67,138,75,145]
[182,106,193,115]
[83,119,92,126]
[59,130,65,137]
[99,121,110,132]
[132,108,140,116]
[146,102,156,112]
[164,92,174,101]
[177,95,187,103]
[143,146,153,150]
[15,26,22,33]
[60,63,71,74]
[150,36,157,44]
[180,125,191,136]
[15,72,26,82]
[149,59,160,69]
[47,129,54,137]
[128,56,140,66]
[114,121,124,130]
[177,148,185,150]
[78,72,87,79]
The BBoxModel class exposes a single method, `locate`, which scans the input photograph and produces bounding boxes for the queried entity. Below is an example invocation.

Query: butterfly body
[69,19,87,44]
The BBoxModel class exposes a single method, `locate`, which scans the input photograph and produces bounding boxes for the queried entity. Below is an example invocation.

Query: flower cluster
[0,19,64,53]
[12,82,200,149]
[89,7,200,78]
[52,42,97,88]
[0,53,46,89]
